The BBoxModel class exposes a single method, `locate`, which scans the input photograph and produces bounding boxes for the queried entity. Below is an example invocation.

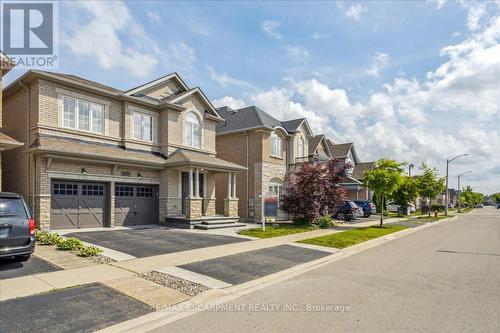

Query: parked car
[497,204,500,209]
[475,204,484,208]
[387,202,415,214]
[353,200,376,217]
[0,193,35,262]
[331,201,358,221]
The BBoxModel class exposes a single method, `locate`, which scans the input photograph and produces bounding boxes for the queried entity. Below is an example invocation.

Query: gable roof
[308,134,331,157]
[124,72,189,96]
[281,118,313,136]
[167,87,222,120]
[1,51,15,75]
[216,106,284,134]
[352,161,375,180]
[328,142,353,159]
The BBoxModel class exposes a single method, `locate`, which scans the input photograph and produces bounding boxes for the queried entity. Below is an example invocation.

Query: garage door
[51,181,107,229]
[114,184,158,226]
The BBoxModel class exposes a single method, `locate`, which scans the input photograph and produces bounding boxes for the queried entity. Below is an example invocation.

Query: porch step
[194,222,246,230]
[200,218,240,225]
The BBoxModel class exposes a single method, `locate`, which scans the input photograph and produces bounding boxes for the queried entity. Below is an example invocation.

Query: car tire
[336,212,346,220]
[14,254,31,262]
[364,214,371,218]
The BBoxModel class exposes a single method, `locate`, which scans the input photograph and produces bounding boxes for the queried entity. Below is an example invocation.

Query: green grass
[298,225,407,249]
[239,225,317,239]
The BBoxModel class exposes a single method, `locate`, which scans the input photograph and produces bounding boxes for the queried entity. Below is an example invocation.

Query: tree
[280,160,348,223]
[391,176,419,215]
[363,159,405,227]
[461,186,484,207]
[416,164,445,216]
[490,193,500,204]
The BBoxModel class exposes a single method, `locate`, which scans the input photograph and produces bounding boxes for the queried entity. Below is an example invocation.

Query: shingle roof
[216,106,282,134]
[0,132,23,149]
[281,118,305,133]
[36,71,123,94]
[352,162,375,180]
[328,142,353,159]
[29,136,166,165]
[165,149,246,171]
[308,135,324,155]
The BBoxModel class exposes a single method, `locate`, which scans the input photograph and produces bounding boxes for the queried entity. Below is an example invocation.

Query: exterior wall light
[81,168,86,175]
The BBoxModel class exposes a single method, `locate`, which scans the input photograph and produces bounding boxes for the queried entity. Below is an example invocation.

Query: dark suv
[331,201,358,221]
[353,200,376,217]
[0,193,35,262]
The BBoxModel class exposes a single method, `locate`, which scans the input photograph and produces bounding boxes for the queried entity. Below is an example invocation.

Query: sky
[4,0,500,194]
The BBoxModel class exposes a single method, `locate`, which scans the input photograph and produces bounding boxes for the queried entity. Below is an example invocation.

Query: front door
[181,171,204,215]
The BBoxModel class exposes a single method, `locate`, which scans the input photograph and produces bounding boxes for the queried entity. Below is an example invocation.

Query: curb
[96,214,460,333]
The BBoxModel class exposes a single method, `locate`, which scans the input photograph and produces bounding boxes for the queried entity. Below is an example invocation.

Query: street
[155,207,500,333]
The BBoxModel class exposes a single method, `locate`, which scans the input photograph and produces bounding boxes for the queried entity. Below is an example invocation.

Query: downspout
[244,130,249,219]
[19,81,35,214]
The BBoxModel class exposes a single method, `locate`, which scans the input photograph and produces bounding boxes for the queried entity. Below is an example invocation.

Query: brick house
[326,140,374,201]
[215,106,313,222]
[0,52,23,190]
[2,70,244,230]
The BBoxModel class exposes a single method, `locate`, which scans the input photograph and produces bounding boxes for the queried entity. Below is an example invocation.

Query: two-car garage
[50,180,158,230]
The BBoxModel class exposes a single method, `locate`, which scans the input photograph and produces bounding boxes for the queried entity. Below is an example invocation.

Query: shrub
[431,204,444,212]
[57,237,84,251]
[78,246,102,257]
[36,230,63,246]
[315,216,334,229]
[294,216,312,226]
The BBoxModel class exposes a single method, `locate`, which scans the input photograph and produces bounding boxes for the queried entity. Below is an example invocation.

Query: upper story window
[346,152,355,174]
[270,132,282,157]
[183,112,201,148]
[133,112,153,142]
[63,96,104,134]
[297,137,305,157]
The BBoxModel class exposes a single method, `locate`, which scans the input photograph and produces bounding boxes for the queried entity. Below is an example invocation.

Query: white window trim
[183,112,202,149]
[297,137,305,158]
[132,111,154,142]
[61,95,105,135]
[270,132,282,158]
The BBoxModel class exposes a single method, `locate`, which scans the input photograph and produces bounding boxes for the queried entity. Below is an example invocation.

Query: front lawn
[298,225,407,249]
[239,225,317,239]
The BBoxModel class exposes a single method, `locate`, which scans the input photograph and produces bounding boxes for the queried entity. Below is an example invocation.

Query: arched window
[297,137,304,157]
[184,112,201,148]
[270,132,282,157]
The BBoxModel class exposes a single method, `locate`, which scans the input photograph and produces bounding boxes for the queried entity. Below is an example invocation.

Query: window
[62,96,104,134]
[297,137,304,158]
[183,112,201,148]
[268,178,284,205]
[132,112,153,142]
[53,183,78,196]
[137,187,153,197]
[82,184,104,196]
[270,132,282,157]
[346,152,355,175]
[116,186,134,197]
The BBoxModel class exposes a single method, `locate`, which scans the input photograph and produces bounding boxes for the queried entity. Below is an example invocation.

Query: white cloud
[261,20,282,39]
[63,1,197,77]
[366,52,390,77]
[344,4,368,22]
[214,16,500,192]
[147,9,161,23]
[205,65,253,89]
[286,46,309,61]
[212,96,246,110]
[428,0,447,10]
[466,3,486,31]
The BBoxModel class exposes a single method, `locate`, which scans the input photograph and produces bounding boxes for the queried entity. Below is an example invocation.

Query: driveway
[66,227,249,258]
[178,244,331,285]
[0,256,61,280]
[0,283,152,333]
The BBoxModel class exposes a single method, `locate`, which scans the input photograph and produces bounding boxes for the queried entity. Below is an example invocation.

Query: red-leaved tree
[280,160,348,222]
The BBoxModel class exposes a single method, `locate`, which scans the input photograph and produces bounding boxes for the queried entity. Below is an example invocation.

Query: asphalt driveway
[66,228,248,258]
[0,283,152,333]
[0,256,61,280]
[178,244,331,285]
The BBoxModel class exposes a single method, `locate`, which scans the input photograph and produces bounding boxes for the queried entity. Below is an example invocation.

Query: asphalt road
[155,207,500,333]
[67,228,248,258]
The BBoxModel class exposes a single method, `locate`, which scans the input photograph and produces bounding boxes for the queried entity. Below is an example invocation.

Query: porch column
[227,172,232,198]
[188,166,193,197]
[224,171,239,217]
[231,172,236,198]
[195,167,200,197]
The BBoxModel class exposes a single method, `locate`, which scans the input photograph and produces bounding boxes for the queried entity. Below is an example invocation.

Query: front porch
[160,149,246,229]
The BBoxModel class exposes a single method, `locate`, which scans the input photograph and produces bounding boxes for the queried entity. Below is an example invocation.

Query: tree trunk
[428,198,432,217]
[380,194,384,227]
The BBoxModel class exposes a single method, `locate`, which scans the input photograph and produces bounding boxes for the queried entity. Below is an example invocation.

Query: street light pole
[457,171,472,212]
[408,163,414,177]
[445,154,469,216]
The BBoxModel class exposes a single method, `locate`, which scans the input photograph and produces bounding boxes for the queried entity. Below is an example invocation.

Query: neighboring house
[327,140,374,201]
[0,52,23,191]
[3,70,244,230]
[215,106,313,222]
[307,134,332,162]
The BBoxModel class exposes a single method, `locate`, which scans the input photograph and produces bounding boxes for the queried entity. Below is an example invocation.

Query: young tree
[363,159,405,227]
[416,164,445,216]
[391,176,419,215]
[280,160,347,223]
[461,186,484,207]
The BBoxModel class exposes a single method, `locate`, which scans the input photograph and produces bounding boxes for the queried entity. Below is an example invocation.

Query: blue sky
[4,0,500,193]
